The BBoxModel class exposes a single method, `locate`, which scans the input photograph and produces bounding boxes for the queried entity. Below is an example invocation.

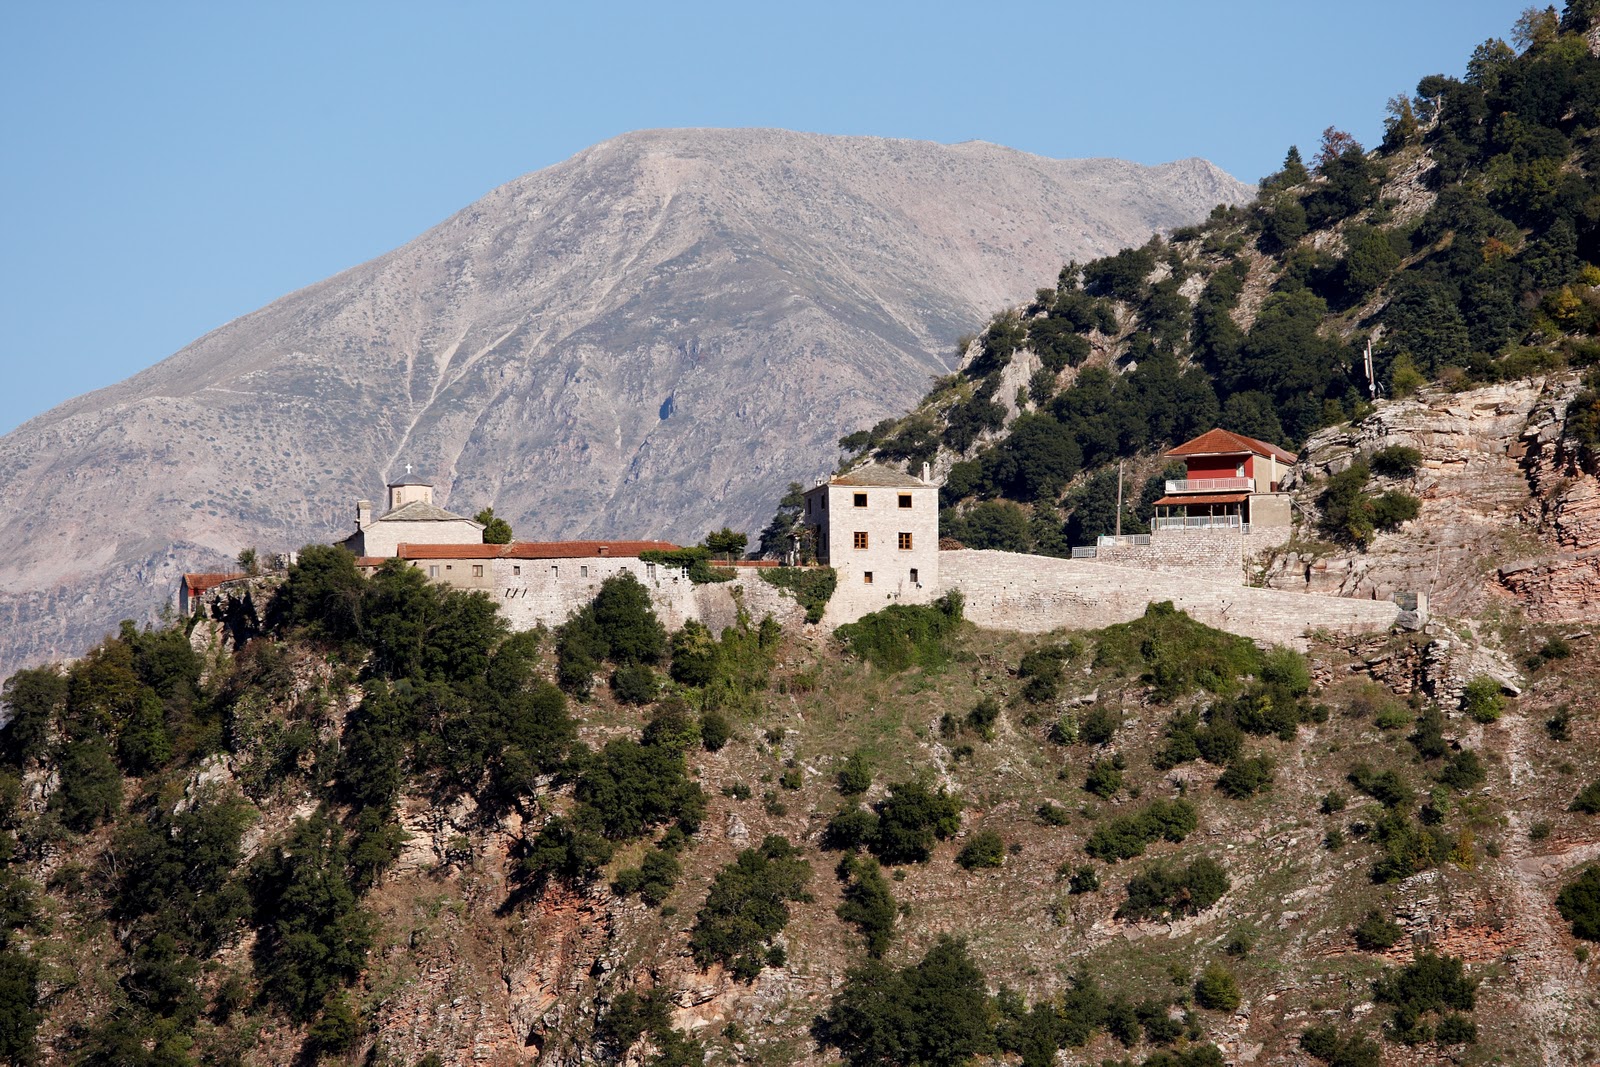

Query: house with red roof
[1150,428,1297,535]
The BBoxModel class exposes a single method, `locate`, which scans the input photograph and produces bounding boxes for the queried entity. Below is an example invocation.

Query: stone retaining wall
[940,549,1400,648]
[1089,528,1244,583]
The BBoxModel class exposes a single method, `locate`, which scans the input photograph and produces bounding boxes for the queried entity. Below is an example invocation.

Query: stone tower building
[802,463,939,622]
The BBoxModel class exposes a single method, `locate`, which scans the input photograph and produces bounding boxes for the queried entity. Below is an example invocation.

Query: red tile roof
[1165,428,1297,464]
[183,572,248,596]
[386,540,682,561]
[1152,492,1251,507]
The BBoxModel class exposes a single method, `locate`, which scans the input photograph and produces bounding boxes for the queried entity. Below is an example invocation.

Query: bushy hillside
[837,3,1600,556]
[4,551,1600,1065]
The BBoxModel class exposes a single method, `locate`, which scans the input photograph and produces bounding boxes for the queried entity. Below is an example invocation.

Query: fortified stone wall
[488,557,802,635]
[1088,528,1244,583]
[941,549,1401,649]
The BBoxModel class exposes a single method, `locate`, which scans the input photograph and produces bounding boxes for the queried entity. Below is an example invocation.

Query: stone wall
[488,557,803,635]
[940,549,1401,649]
[1088,528,1244,583]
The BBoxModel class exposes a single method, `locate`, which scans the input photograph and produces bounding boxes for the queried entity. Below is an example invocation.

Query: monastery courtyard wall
[939,549,1401,649]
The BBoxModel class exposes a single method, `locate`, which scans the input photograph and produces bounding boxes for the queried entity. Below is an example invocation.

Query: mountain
[0,128,1249,676]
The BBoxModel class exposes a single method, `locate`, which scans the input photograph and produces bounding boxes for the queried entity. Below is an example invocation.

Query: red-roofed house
[1151,428,1297,534]
[178,572,249,616]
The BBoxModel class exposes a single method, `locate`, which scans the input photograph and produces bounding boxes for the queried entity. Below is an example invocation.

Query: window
[551,565,558,577]
[910,568,919,585]
[582,565,590,578]
[513,565,521,576]
[645,563,655,580]
[472,564,483,577]
[898,532,913,550]
[854,492,867,508]
[899,494,912,508]
[863,571,873,585]
[428,565,439,578]
[853,531,869,550]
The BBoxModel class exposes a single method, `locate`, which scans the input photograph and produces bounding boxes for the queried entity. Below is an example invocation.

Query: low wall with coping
[940,549,1401,648]
[1088,528,1244,583]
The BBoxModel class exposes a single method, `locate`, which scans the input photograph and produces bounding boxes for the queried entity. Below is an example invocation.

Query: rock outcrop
[1266,376,1598,622]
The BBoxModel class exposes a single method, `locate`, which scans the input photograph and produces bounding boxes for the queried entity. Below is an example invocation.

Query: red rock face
[1501,383,1600,620]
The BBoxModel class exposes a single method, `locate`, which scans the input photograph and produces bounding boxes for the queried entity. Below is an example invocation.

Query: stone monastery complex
[184,429,1421,649]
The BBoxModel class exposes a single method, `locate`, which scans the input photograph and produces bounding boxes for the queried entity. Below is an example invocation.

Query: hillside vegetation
[836,3,1600,555]
[2,546,1600,1064]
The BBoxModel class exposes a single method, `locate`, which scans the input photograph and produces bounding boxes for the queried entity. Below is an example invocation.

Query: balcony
[1152,515,1251,533]
[1164,476,1252,493]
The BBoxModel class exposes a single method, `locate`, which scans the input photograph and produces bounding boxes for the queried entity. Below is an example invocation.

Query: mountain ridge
[0,127,1250,676]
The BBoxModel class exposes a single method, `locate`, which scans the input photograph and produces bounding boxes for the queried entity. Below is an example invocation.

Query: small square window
[899,494,912,508]
[551,565,558,576]
[898,532,913,550]
[582,565,590,578]
[472,564,483,577]
[863,571,873,585]
[854,531,869,550]
[513,565,521,576]
[910,568,919,585]
[853,492,867,508]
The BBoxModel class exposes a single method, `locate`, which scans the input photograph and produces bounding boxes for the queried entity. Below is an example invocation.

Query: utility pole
[1115,459,1124,538]
[1363,339,1378,400]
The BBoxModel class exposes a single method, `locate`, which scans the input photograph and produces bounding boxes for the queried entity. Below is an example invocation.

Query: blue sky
[0,1,1526,433]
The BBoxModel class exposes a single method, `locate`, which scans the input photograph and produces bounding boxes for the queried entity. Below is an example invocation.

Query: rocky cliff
[0,128,1250,676]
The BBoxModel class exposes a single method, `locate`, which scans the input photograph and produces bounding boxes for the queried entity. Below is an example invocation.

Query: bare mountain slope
[0,128,1249,673]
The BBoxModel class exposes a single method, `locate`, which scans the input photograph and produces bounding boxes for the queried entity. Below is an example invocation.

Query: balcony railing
[1151,516,1251,533]
[1165,476,1252,493]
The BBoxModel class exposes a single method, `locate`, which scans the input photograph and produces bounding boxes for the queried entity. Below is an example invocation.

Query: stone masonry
[1086,527,1245,584]
[940,549,1401,649]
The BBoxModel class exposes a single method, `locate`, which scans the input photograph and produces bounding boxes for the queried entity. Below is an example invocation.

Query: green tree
[836,855,896,956]
[689,836,813,980]
[757,483,806,558]
[0,948,40,1065]
[815,937,996,1067]
[474,507,513,545]
[592,572,666,665]
[871,781,963,864]
[1,667,65,768]
[1194,963,1242,1012]
[704,527,749,561]
[49,733,122,832]
[251,812,374,1022]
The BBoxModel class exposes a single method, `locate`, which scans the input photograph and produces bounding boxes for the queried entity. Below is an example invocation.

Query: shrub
[610,664,659,705]
[1037,802,1071,826]
[1259,646,1311,695]
[1353,910,1403,951]
[669,620,719,687]
[1437,750,1485,791]
[575,738,706,840]
[1461,677,1505,723]
[815,937,996,1067]
[758,566,838,624]
[1556,866,1600,941]
[1085,799,1198,862]
[1348,764,1413,808]
[1299,1026,1381,1066]
[1370,445,1423,477]
[1193,963,1242,1012]
[834,593,964,672]
[965,696,1001,741]
[1117,857,1230,921]
[870,782,963,865]
[1093,602,1261,702]
[822,808,879,852]
[1067,866,1100,895]
[1083,758,1124,799]
[835,855,896,956]
[1572,780,1600,814]
[1371,952,1477,1045]
[689,836,812,981]
[699,710,731,752]
[250,812,374,1022]
[49,734,122,832]
[955,831,1005,870]
[836,750,872,796]
[1079,705,1121,746]
[1018,643,1076,705]
[611,848,681,907]
[1216,755,1274,799]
